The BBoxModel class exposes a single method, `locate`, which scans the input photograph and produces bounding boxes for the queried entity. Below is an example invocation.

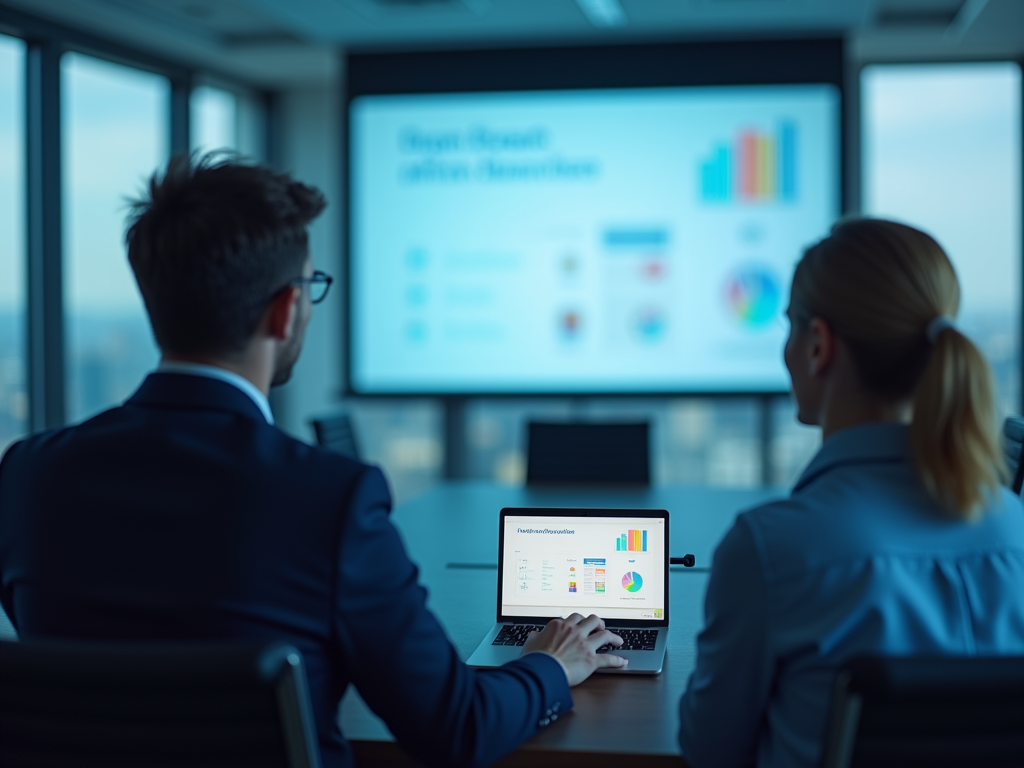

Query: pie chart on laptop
[622,572,643,592]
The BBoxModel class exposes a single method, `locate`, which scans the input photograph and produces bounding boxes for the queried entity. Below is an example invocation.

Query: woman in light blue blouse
[678,218,1024,768]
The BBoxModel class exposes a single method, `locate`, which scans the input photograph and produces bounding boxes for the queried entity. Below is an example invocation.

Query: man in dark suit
[0,154,626,768]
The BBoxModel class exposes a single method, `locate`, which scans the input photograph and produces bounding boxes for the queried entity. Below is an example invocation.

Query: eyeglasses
[289,270,333,304]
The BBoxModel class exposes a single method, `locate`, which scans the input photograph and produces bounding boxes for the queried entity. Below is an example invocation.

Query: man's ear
[265,287,301,342]
[807,316,835,377]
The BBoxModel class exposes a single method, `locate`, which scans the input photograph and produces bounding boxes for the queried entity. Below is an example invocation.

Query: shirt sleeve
[678,515,773,768]
[332,466,573,768]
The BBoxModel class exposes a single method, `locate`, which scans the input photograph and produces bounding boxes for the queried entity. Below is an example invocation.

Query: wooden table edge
[351,739,684,767]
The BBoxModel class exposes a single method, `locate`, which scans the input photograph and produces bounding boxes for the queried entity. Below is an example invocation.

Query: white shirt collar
[156,361,274,424]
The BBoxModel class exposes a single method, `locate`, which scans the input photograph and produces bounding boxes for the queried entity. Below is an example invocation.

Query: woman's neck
[819,384,913,441]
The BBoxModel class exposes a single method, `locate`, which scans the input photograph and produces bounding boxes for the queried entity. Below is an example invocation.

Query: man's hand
[521,613,627,685]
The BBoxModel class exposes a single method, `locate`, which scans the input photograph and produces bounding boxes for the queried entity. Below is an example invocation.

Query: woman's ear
[807,317,836,377]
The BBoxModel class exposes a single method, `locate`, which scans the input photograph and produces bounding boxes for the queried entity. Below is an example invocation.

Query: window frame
[0,5,275,432]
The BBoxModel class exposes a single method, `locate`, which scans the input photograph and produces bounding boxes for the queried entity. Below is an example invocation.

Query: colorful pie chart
[724,266,781,328]
[622,572,643,593]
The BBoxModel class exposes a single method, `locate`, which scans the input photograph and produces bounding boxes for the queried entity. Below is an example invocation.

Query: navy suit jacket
[0,373,571,768]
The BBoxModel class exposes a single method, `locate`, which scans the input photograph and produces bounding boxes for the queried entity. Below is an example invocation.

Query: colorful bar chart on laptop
[615,529,648,552]
[699,120,797,203]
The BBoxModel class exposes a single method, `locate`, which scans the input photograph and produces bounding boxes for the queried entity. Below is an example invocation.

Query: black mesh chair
[819,655,1024,768]
[1003,416,1024,495]
[311,412,360,460]
[526,420,650,486]
[0,640,322,768]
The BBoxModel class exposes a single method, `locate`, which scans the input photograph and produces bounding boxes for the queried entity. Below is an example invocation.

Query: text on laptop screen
[501,516,666,621]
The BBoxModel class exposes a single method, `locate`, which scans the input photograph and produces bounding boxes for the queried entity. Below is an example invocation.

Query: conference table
[338,481,785,767]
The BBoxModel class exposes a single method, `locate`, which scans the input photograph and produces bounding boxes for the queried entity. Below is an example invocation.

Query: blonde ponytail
[911,326,1006,518]
[791,218,1006,519]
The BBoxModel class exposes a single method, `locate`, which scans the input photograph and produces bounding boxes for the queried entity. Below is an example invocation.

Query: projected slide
[350,84,839,393]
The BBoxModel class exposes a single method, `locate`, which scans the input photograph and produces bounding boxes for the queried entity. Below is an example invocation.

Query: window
[191,83,266,162]
[191,84,238,155]
[347,400,443,504]
[770,396,820,487]
[0,34,26,451]
[62,53,169,423]
[862,63,1023,415]
[463,398,763,488]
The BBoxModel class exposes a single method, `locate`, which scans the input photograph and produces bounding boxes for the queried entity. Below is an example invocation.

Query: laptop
[467,507,669,675]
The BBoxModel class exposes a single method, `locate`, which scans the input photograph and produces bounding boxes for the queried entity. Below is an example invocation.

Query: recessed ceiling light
[575,0,628,28]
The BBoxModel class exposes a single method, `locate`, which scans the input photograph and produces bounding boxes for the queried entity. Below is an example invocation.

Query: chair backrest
[1003,416,1024,495]
[820,655,1024,768]
[311,412,360,460]
[0,640,322,768]
[525,420,650,485]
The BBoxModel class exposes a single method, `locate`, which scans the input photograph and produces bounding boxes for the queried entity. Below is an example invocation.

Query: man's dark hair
[126,152,327,357]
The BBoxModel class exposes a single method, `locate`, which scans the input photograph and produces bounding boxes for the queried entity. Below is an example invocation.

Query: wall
[273,69,346,442]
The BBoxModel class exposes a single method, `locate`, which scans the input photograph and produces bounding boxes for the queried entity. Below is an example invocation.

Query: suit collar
[156,361,273,423]
[126,372,270,423]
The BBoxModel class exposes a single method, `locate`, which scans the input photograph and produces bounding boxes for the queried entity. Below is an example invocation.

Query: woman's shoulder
[732,474,1024,585]
[977,486,1024,539]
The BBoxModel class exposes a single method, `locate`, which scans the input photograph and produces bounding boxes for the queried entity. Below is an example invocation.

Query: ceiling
[1,0,1022,88]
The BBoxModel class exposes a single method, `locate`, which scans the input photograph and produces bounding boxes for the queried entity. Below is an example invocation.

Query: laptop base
[467,622,666,675]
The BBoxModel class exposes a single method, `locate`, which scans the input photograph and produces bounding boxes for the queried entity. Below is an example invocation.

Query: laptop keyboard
[492,625,545,646]
[597,629,658,652]
[492,625,658,651]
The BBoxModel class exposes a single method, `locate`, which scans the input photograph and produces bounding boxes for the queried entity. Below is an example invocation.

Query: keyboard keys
[492,624,544,646]
[493,625,658,650]
[596,629,658,652]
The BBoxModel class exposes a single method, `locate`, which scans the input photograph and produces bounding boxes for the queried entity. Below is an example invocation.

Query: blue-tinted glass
[0,35,26,452]
[463,398,762,488]
[191,85,238,155]
[862,63,1023,414]
[62,53,169,422]
[345,400,442,504]
[770,396,820,487]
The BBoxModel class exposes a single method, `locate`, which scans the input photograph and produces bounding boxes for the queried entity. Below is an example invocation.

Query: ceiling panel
[2,0,1020,88]
[243,0,875,42]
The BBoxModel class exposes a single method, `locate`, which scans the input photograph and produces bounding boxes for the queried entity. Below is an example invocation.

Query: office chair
[819,655,1024,768]
[1002,416,1024,495]
[0,640,322,768]
[526,420,650,485]
[311,412,361,460]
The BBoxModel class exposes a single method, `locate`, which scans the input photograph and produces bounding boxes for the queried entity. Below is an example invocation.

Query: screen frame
[496,507,670,628]
[344,38,846,397]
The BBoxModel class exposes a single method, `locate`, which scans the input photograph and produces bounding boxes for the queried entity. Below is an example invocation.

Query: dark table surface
[338,481,784,767]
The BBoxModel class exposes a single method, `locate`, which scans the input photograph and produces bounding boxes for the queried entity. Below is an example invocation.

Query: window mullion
[25,37,65,431]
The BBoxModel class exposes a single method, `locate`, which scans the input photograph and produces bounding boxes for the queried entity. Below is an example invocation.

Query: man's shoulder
[1,421,79,467]
[1,403,383,500]
[259,424,383,487]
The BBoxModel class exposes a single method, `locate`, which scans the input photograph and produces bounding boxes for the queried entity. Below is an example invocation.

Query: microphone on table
[670,555,696,567]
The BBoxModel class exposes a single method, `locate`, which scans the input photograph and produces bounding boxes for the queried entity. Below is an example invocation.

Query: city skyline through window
[863,62,1023,416]
[62,52,169,423]
[0,34,26,452]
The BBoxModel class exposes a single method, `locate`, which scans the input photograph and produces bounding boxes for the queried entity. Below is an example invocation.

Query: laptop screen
[500,512,667,622]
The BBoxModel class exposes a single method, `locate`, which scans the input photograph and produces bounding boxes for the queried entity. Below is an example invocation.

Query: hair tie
[926,315,956,344]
